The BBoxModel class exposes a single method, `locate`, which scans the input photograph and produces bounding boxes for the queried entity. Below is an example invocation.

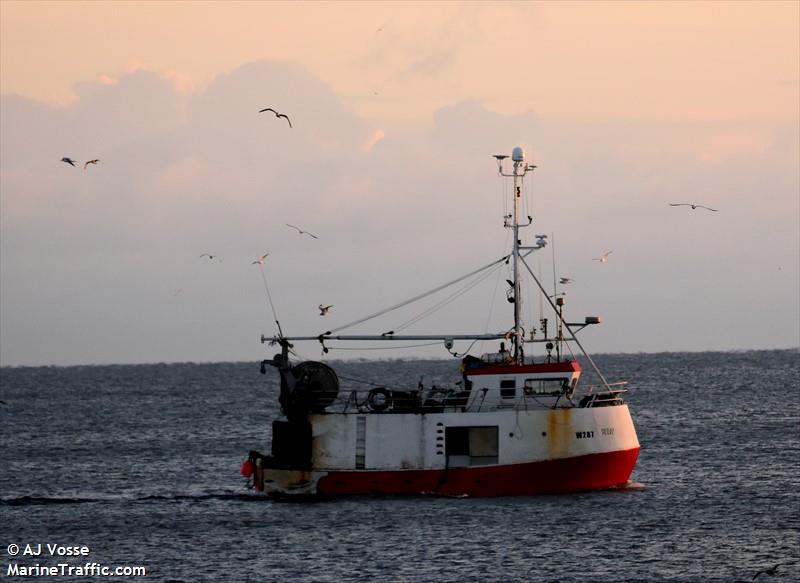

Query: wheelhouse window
[445,426,498,467]
[524,378,570,396]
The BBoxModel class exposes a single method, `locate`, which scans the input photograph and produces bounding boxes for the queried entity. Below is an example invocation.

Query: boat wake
[134,492,265,503]
[608,480,647,492]
[1,495,105,507]
[1,492,266,507]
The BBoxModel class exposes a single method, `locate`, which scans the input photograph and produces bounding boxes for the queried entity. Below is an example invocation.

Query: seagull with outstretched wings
[669,203,718,212]
[252,253,269,265]
[593,251,612,263]
[286,224,318,239]
[259,108,292,128]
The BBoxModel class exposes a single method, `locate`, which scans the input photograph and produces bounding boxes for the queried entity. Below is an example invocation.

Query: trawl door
[445,426,498,467]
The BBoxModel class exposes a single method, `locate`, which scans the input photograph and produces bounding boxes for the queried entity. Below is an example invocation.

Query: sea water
[1,350,798,582]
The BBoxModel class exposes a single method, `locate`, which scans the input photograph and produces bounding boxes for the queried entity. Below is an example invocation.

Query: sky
[1,1,798,366]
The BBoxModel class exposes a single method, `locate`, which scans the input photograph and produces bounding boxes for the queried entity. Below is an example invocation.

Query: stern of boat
[243,451,325,497]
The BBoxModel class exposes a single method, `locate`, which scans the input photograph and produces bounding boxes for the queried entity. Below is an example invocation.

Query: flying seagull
[286,224,319,239]
[753,563,782,580]
[200,253,222,262]
[560,277,574,285]
[593,251,612,263]
[259,108,292,128]
[83,159,100,170]
[61,157,77,166]
[252,253,269,265]
[319,304,333,316]
[669,203,718,212]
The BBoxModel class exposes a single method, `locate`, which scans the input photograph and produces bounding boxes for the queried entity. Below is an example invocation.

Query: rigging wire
[550,231,561,356]
[326,254,510,335]
[257,264,284,338]
[484,265,505,333]
[521,175,526,220]
[523,173,535,336]
[392,261,505,333]
[551,232,557,300]
[538,260,544,323]
[326,341,442,351]
[500,168,508,219]
[519,254,612,391]
[393,266,500,331]
[480,229,512,356]
[523,253,534,343]
[529,162,534,216]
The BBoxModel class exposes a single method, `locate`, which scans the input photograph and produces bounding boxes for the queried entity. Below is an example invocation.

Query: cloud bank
[1,61,798,365]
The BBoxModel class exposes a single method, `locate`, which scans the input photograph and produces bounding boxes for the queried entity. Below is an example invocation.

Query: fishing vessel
[242,147,640,497]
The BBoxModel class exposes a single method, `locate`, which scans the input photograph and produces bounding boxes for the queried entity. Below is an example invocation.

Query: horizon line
[1,346,797,370]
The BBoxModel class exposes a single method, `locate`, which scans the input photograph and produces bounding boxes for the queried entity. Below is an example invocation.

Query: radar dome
[512,147,525,162]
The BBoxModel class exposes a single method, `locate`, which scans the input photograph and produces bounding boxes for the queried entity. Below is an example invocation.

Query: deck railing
[320,381,628,414]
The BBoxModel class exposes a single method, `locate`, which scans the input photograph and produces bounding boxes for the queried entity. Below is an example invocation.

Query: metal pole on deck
[512,156,523,364]
[497,147,535,365]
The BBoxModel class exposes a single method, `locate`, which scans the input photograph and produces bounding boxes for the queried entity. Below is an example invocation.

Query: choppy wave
[1,352,798,583]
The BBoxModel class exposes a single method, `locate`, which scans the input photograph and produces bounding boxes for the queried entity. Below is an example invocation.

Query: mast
[495,147,536,364]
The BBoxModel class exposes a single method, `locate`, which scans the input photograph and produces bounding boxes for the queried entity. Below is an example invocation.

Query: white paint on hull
[308,405,638,471]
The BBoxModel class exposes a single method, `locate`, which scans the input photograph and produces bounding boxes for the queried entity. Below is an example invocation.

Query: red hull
[317,447,640,497]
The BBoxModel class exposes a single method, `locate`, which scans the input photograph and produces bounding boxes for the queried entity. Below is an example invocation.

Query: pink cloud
[362,129,385,152]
